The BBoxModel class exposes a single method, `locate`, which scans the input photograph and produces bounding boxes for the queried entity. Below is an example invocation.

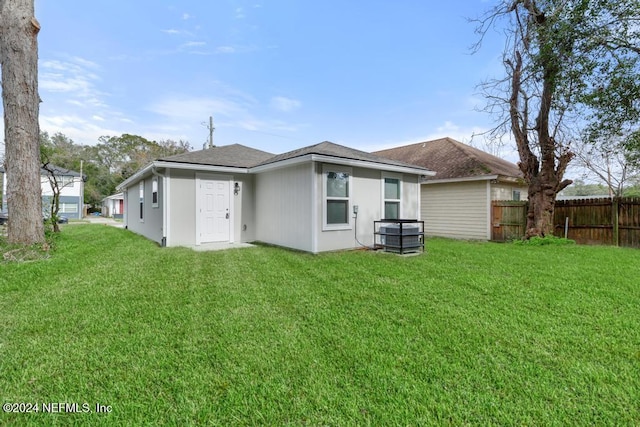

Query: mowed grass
[0,225,638,426]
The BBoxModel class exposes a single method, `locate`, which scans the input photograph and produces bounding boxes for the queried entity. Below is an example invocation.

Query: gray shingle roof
[159,141,433,172]
[159,143,274,168]
[373,137,523,180]
[256,140,433,171]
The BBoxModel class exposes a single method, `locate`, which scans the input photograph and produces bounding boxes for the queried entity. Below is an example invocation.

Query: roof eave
[250,154,435,175]
[153,160,250,174]
[116,161,251,191]
[116,163,154,192]
[421,175,499,184]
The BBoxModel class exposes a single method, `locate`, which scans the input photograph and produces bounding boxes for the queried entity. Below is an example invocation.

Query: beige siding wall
[491,183,529,201]
[255,163,313,252]
[421,180,489,240]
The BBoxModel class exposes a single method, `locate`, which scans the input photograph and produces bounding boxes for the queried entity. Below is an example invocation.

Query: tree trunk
[0,0,45,244]
[524,178,557,237]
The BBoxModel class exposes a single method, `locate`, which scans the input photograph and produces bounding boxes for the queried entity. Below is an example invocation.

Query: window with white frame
[323,165,351,229]
[382,173,401,219]
[59,203,78,214]
[512,190,521,201]
[152,177,159,208]
[59,176,75,188]
[139,180,144,221]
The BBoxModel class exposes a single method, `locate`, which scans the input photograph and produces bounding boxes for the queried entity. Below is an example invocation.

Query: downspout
[151,166,168,247]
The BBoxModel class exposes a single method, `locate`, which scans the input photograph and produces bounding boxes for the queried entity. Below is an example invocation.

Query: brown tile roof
[373,137,523,180]
[159,143,274,168]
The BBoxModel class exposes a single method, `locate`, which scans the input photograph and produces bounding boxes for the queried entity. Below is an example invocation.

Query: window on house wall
[383,174,401,219]
[152,177,158,208]
[139,181,144,221]
[323,165,351,229]
[60,176,75,188]
[59,203,78,213]
[513,190,521,201]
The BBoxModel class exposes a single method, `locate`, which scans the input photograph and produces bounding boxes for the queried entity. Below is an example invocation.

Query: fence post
[613,197,619,247]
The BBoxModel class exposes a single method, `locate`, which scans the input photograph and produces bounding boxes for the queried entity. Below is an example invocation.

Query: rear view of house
[375,137,527,240]
[116,141,434,253]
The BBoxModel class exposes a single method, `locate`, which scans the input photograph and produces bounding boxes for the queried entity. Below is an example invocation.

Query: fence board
[491,201,527,242]
[491,197,640,248]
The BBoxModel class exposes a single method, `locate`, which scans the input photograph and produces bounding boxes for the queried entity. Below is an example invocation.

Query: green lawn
[1,225,638,425]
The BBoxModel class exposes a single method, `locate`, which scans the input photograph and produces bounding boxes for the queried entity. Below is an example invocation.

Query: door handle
[225,213,229,219]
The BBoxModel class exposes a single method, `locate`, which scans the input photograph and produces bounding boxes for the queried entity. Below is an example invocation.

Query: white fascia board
[421,175,498,185]
[116,163,154,192]
[250,154,435,176]
[116,161,249,192]
[153,161,249,175]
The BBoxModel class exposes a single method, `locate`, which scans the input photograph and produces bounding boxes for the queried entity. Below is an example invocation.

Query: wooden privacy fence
[491,197,640,248]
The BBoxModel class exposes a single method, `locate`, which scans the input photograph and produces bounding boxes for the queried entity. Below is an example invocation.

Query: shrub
[512,235,576,246]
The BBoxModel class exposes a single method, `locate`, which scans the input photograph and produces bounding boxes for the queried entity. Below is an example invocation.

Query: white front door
[200,179,230,243]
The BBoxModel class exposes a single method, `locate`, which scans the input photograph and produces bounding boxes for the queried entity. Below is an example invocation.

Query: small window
[59,203,78,214]
[60,176,75,188]
[323,165,352,229]
[139,180,144,221]
[383,174,401,219]
[152,177,159,208]
[513,190,521,201]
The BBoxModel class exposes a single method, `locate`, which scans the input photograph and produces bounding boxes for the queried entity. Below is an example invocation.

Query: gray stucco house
[116,141,434,253]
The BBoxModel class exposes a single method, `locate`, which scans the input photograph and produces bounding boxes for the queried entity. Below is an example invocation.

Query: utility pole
[207,116,215,148]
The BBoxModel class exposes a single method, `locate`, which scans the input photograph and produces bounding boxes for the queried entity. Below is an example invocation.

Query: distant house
[0,165,85,219]
[374,137,527,240]
[102,192,124,218]
[116,141,434,252]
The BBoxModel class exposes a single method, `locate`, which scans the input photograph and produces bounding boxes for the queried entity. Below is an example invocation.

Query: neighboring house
[116,141,434,253]
[374,137,528,240]
[0,165,85,219]
[102,192,125,218]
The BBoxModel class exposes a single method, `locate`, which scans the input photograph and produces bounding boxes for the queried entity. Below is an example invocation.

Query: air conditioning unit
[380,224,421,253]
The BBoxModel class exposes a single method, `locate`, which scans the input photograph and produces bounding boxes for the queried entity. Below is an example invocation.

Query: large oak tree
[0,0,44,244]
[476,0,640,238]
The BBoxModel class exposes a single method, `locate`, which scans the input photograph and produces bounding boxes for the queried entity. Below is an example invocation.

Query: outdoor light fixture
[234,182,240,195]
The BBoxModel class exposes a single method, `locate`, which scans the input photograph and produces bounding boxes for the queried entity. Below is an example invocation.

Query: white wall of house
[255,163,314,252]
[421,180,489,240]
[40,175,83,198]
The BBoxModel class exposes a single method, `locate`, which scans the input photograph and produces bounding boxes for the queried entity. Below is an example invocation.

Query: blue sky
[3,1,512,157]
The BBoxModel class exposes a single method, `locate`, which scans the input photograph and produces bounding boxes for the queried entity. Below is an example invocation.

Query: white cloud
[270,96,301,113]
[215,46,236,54]
[183,41,206,47]
[39,58,106,108]
[182,13,191,20]
[162,29,181,35]
[146,92,304,145]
